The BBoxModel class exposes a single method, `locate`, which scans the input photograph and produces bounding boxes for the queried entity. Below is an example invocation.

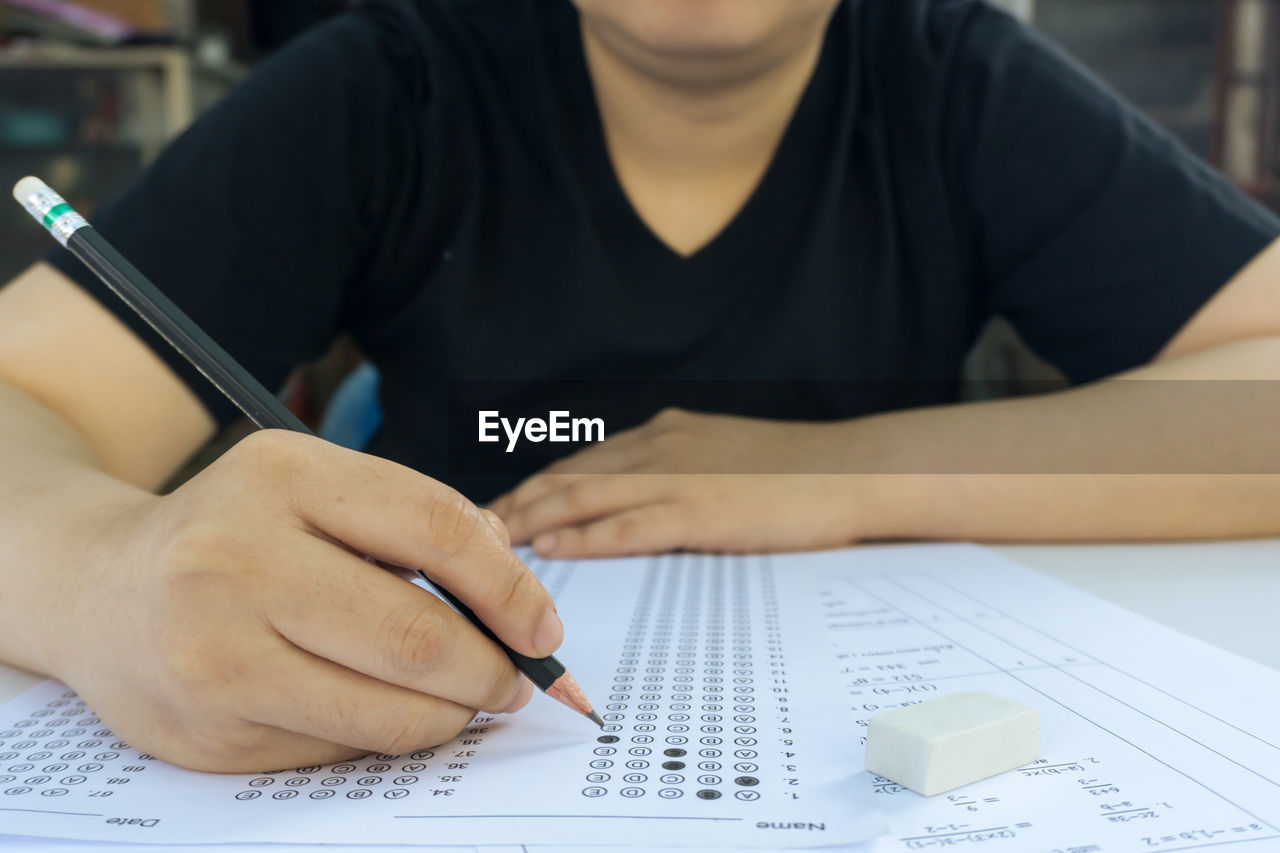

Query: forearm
[842,337,1280,541]
[0,381,154,675]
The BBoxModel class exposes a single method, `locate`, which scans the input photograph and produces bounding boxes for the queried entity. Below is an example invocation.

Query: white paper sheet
[515,544,1280,853]
[1,839,476,853]
[814,544,1280,851]
[0,552,884,848]
[9,544,1279,852]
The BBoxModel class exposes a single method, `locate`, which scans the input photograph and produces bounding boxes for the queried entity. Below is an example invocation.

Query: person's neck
[580,22,828,256]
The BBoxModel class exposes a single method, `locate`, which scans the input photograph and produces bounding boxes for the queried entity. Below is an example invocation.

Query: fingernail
[532,532,557,555]
[501,678,535,714]
[533,605,564,656]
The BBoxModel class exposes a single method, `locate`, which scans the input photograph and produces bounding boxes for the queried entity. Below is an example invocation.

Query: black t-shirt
[47,0,1279,501]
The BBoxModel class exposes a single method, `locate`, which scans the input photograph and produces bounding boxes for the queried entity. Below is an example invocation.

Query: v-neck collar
[546,0,847,276]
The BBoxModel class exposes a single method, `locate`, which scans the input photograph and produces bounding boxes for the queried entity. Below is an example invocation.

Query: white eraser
[13,176,49,205]
[865,691,1039,796]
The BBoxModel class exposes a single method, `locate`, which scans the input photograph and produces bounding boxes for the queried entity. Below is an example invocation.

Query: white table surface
[2,538,1277,706]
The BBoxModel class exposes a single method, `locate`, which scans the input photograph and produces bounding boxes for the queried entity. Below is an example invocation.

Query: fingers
[501,475,661,546]
[243,431,561,659]
[148,722,370,775]
[106,638,527,775]
[265,535,528,714]
[245,639,484,758]
[488,473,586,520]
[220,729,366,775]
[533,504,688,559]
[224,730,367,775]
[480,509,511,548]
[251,674,528,772]
[489,427,650,516]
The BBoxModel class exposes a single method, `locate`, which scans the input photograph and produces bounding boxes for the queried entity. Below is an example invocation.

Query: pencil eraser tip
[865,691,1039,797]
[13,176,49,204]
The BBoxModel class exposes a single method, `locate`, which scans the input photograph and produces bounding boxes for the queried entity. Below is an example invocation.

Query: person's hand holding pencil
[8,177,595,774]
[45,429,558,772]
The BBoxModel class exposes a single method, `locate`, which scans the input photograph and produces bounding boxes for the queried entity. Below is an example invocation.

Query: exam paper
[515,544,1280,853]
[0,552,883,848]
[2,839,477,853]
[816,545,1280,851]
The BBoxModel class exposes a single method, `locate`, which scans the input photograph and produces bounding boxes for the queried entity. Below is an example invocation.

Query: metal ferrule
[17,184,89,247]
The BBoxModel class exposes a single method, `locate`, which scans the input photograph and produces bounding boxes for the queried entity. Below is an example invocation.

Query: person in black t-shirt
[0,0,1278,771]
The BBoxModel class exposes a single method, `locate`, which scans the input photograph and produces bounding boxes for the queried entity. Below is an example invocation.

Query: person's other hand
[489,409,867,557]
[50,430,559,773]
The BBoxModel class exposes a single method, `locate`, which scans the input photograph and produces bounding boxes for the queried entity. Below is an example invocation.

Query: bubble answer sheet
[5,544,1280,852]
[0,551,885,848]
[499,545,1280,853]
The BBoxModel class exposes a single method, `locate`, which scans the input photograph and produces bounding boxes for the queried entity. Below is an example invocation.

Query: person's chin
[576,1,783,57]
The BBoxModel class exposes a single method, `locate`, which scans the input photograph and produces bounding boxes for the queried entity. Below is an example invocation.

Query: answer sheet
[513,545,1280,853]
[0,551,884,847]
[3,841,477,852]
[4,545,1280,852]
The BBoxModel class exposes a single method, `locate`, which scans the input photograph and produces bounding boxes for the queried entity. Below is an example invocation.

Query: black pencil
[13,176,602,730]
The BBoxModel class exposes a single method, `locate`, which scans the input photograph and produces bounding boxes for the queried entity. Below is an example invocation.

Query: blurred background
[1,0,1278,448]
[0,0,345,288]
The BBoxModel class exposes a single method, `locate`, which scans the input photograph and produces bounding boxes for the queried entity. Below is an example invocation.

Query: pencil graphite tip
[544,671,600,727]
